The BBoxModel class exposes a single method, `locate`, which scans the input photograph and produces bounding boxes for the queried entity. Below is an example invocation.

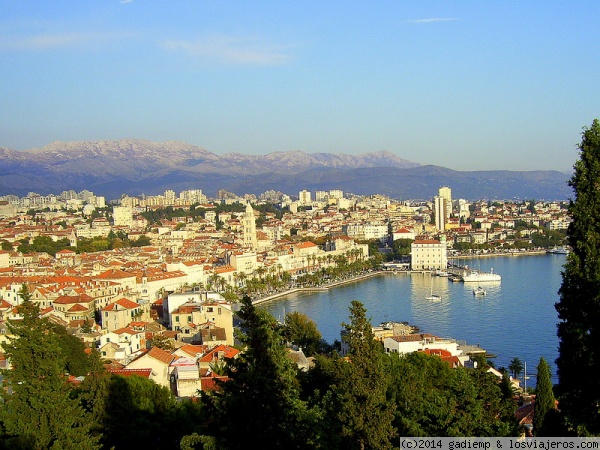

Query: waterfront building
[410,236,448,270]
[228,251,257,275]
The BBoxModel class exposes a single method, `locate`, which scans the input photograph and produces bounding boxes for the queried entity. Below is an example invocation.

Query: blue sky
[1,1,599,172]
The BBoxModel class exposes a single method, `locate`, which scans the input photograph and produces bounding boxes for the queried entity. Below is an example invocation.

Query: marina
[260,253,566,383]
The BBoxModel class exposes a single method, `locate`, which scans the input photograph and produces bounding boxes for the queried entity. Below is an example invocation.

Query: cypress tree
[327,300,396,449]
[0,284,99,449]
[555,119,600,435]
[203,295,320,449]
[533,357,555,436]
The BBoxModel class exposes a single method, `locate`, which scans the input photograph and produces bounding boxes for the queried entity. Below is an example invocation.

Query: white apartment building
[383,333,468,359]
[410,237,448,270]
[229,251,257,275]
[434,196,446,231]
[343,222,388,241]
[438,186,452,218]
[112,206,133,227]
[298,190,312,205]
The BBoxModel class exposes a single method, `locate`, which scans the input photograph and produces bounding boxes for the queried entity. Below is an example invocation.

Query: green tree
[202,295,321,449]
[282,311,326,356]
[0,284,99,450]
[556,119,600,435]
[533,357,555,436]
[101,374,177,449]
[324,300,396,449]
[149,333,176,351]
[508,357,524,380]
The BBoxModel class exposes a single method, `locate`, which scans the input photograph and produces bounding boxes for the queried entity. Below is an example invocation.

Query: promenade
[252,249,551,306]
[252,271,383,305]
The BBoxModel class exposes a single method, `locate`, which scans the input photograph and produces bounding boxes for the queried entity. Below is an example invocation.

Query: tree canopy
[0,285,99,450]
[556,119,600,435]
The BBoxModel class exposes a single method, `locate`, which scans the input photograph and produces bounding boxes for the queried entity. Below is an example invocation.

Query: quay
[252,271,382,305]
[253,249,549,305]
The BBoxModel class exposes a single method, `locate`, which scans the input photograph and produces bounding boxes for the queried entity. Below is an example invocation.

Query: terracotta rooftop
[109,368,152,379]
[146,346,176,365]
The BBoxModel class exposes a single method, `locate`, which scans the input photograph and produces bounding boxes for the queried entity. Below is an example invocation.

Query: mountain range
[0,139,572,201]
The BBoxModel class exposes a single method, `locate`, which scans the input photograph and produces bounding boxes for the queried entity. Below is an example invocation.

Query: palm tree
[256,266,267,280]
[508,357,524,381]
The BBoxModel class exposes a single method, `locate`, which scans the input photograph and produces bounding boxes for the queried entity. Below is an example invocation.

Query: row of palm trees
[195,247,379,302]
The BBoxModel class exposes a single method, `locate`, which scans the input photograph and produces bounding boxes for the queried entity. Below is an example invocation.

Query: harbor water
[260,253,566,383]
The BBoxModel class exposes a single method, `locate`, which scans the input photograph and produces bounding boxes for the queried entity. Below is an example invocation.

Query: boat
[435,269,449,277]
[461,268,501,282]
[546,246,570,255]
[426,277,442,301]
[473,286,486,296]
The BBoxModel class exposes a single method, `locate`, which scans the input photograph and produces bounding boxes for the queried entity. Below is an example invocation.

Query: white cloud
[162,35,292,66]
[0,31,133,51]
[405,18,461,24]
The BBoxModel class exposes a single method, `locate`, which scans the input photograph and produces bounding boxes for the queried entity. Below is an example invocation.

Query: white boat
[462,268,501,282]
[473,286,486,296]
[547,246,570,255]
[426,278,442,301]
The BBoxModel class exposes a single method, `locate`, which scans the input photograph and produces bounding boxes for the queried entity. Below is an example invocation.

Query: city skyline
[2,1,599,173]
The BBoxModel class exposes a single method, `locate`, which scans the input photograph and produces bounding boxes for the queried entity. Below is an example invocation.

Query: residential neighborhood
[0,186,568,399]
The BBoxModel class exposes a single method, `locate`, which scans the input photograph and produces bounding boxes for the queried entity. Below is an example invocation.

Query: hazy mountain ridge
[0,139,571,200]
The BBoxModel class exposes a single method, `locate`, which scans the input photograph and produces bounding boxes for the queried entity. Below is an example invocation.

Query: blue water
[260,253,566,383]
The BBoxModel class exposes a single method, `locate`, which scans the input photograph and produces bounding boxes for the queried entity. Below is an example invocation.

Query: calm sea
[260,253,566,384]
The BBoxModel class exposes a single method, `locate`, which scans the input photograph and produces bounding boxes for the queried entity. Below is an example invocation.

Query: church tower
[243,201,258,250]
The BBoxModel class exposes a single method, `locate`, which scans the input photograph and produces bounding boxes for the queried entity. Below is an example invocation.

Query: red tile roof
[109,368,152,379]
[102,298,140,311]
[146,346,176,365]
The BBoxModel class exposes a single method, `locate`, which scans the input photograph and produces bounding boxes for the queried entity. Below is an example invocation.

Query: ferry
[461,268,501,282]
[546,246,570,255]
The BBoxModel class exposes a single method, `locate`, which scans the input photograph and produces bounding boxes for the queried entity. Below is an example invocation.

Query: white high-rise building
[434,196,446,231]
[438,186,452,219]
[299,190,312,205]
[328,189,344,199]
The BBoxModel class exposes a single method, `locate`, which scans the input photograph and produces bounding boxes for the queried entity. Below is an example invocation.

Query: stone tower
[243,201,258,250]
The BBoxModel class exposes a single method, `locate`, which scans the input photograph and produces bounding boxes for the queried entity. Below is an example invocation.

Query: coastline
[252,249,551,306]
[252,271,383,305]
[452,250,547,259]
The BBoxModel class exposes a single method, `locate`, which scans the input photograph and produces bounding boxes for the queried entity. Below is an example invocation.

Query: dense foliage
[556,119,600,435]
[0,285,99,450]
[199,295,320,449]
[1,287,522,449]
[16,232,151,255]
